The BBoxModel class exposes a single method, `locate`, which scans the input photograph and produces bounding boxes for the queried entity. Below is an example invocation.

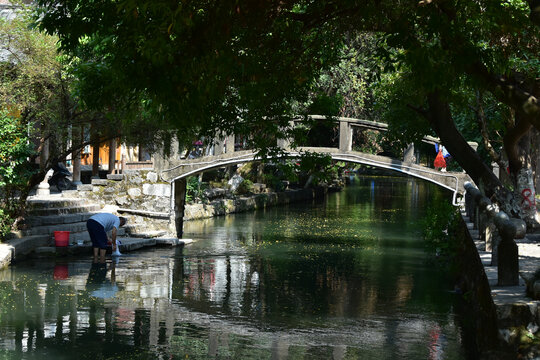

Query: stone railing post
[464,182,521,286]
[226,134,235,154]
[464,189,473,219]
[339,120,352,152]
[478,211,487,243]
[36,168,53,196]
[494,212,519,286]
[213,135,225,156]
[277,121,295,151]
[485,220,497,252]
[403,143,416,163]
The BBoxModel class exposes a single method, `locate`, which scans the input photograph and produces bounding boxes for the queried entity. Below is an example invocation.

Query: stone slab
[142,183,171,197]
[91,179,109,186]
[7,235,50,258]
[128,230,168,238]
[106,174,124,181]
[117,237,157,252]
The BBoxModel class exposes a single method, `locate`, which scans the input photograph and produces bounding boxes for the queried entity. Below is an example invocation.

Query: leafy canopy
[36,0,344,151]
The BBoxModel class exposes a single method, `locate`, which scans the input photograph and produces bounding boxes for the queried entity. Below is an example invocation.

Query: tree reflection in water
[0,176,466,359]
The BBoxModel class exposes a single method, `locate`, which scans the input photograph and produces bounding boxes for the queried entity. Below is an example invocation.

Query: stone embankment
[183,186,327,220]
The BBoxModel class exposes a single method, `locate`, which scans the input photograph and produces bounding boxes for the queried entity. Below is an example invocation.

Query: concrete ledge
[0,244,13,270]
[1,234,190,264]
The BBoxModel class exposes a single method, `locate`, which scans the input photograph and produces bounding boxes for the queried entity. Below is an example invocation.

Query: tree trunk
[515,130,539,227]
[503,115,533,175]
[425,92,506,198]
[91,123,100,178]
[534,128,540,197]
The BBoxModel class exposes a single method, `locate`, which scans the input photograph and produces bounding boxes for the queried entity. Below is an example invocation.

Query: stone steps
[12,197,112,247]
[26,204,101,217]
[26,197,89,209]
[23,211,97,227]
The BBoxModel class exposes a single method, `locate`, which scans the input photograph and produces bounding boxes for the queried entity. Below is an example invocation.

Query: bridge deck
[158,147,471,201]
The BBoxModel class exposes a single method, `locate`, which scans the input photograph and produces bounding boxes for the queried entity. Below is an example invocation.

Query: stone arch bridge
[151,116,472,237]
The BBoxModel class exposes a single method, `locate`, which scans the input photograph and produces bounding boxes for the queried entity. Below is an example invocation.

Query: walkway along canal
[0,175,496,359]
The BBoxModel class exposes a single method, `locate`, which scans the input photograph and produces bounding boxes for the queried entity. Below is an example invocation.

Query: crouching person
[86,213,126,263]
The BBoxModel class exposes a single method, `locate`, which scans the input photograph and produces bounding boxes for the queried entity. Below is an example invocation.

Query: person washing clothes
[86,213,126,263]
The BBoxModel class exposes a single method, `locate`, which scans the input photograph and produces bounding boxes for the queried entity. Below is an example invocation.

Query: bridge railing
[464,182,525,286]
[205,116,464,165]
[207,116,407,158]
[160,116,478,178]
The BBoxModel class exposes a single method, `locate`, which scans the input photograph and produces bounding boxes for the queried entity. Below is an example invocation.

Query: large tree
[35,0,539,220]
[0,4,176,234]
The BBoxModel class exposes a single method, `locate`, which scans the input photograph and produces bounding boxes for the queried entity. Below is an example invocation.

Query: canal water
[0,176,468,359]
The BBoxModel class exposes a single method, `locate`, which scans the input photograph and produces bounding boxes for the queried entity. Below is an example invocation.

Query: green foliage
[421,199,461,267]
[262,172,286,192]
[33,0,540,201]
[237,162,257,182]
[235,178,254,195]
[0,110,36,239]
[296,151,334,186]
[306,93,342,116]
[35,0,343,151]
[0,6,65,136]
[296,116,338,148]
[307,33,386,119]
[185,176,208,204]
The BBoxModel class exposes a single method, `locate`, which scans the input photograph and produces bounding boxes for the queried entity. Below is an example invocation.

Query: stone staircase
[7,195,125,260]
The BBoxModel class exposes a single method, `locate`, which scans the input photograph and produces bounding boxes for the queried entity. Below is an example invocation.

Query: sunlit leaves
[0,110,36,238]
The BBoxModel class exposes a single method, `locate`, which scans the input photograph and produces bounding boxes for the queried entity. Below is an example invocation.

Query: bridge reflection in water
[0,176,467,359]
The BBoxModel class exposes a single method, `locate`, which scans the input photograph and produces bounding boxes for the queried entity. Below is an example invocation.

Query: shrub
[0,110,36,240]
[421,199,461,267]
[235,179,253,195]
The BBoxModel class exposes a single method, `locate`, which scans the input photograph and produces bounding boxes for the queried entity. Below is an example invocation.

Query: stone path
[465,212,540,305]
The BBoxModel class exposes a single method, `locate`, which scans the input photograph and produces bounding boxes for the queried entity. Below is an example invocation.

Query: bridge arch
[164,149,468,196]
[164,148,471,237]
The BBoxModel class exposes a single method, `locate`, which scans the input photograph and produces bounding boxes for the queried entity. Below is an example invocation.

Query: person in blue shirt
[86,213,126,263]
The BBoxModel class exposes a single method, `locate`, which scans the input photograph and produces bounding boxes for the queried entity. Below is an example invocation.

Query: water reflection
[0,176,465,359]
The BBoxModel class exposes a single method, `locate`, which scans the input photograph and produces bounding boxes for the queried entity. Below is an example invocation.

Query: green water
[0,176,467,359]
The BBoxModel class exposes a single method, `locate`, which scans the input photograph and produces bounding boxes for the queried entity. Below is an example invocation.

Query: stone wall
[452,215,504,357]
[184,187,327,221]
[77,171,173,236]
[75,172,328,237]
